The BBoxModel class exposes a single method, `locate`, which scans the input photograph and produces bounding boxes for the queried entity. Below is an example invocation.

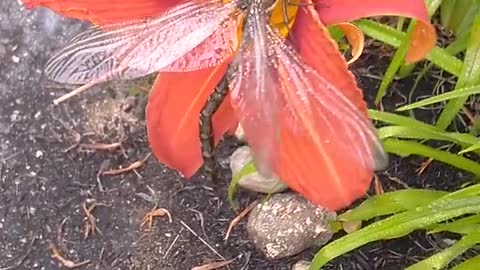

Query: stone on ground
[247,193,336,259]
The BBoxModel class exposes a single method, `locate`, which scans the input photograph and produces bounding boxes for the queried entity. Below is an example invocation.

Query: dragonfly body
[199,0,287,183]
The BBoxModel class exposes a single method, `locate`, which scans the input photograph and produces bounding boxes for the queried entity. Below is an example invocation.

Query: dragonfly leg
[199,68,232,184]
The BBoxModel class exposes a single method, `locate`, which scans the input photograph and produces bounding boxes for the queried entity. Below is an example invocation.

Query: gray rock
[247,193,336,259]
[292,260,311,270]
[230,146,288,194]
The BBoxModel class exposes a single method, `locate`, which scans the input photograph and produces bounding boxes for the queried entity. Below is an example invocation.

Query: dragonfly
[44,0,387,207]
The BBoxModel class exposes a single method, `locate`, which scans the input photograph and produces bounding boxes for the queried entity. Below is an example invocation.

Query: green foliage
[353,0,480,177]
[406,232,480,270]
[228,159,256,210]
[310,185,480,269]
[436,11,480,129]
[452,256,480,270]
[441,0,480,37]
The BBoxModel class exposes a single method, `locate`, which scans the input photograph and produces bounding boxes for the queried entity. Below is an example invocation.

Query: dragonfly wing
[230,3,387,210]
[161,15,242,72]
[45,0,241,84]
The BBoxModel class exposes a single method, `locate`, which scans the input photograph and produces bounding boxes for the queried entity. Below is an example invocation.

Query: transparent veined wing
[229,1,387,210]
[45,0,242,85]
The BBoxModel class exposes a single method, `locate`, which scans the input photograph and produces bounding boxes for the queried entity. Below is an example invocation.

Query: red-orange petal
[277,6,374,210]
[316,0,429,25]
[335,23,365,65]
[146,63,238,178]
[315,0,436,63]
[23,0,180,24]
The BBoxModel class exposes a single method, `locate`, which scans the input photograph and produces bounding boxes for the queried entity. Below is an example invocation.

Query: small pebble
[247,193,336,259]
[11,55,20,63]
[292,260,311,270]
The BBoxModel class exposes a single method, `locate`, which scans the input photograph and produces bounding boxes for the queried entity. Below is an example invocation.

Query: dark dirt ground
[0,1,476,270]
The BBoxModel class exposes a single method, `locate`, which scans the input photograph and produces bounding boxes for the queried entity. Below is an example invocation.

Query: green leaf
[428,214,480,234]
[442,183,480,200]
[440,0,479,37]
[327,25,345,41]
[397,85,480,111]
[406,232,480,270]
[459,143,480,154]
[228,159,257,210]
[369,110,480,147]
[425,0,445,17]
[376,126,476,147]
[375,21,415,104]
[338,189,448,221]
[309,196,480,269]
[452,256,480,270]
[354,20,463,76]
[437,12,480,129]
[383,139,480,175]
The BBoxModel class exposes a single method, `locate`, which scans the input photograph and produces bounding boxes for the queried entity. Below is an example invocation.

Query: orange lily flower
[24,0,436,210]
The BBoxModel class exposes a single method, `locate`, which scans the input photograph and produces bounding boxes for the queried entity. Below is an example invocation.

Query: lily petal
[146,63,237,178]
[335,23,365,65]
[22,0,180,24]
[316,0,436,62]
[279,5,378,210]
[291,11,368,114]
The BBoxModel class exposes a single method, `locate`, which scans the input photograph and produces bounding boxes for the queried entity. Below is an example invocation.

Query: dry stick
[83,202,101,239]
[50,243,90,268]
[373,174,384,195]
[163,227,184,259]
[191,259,235,270]
[416,158,433,176]
[180,220,226,261]
[102,154,151,176]
[53,81,98,105]
[79,142,122,151]
[388,176,411,189]
[56,218,68,250]
[53,63,131,105]
[224,200,257,242]
[95,248,105,270]
[188,208,209,242]
[140,207,172,231]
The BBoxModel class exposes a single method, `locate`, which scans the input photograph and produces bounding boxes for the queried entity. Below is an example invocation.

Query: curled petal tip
[406,22,437,63]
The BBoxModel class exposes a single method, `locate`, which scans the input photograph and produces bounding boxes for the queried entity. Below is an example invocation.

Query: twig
[387,176,411,189]
[79,142,122,151]
[50,243,90,268]
[416,158,433,176]
[53,81,98,105]
[57,218,68,250]
[140,207,172,231]
[225,201,257,242]
[95,247,105,270]
[191,259,235,270]
[180,220,226,261]
[239,252,251,270]
[163,228,183,259]
[96,160,111,192]
[83,202,101,239]
[373,174,384,195]
[102,154,151,176]
[188,208,209,241]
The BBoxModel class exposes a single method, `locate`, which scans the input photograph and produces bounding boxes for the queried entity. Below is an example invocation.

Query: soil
[0,1,475,270]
